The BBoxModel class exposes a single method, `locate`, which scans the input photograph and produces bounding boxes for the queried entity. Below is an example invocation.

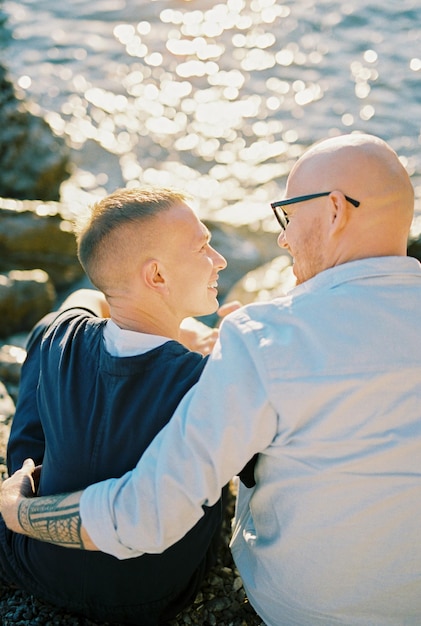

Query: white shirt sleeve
[80,312,278,558]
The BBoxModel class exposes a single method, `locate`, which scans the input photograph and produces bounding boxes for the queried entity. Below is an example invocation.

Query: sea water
[2,0,420,226]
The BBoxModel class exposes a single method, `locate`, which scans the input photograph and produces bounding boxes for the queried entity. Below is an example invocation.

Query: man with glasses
[3,133,421,625]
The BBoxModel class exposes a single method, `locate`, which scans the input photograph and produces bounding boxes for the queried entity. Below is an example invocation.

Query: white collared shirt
[103,319,169,357]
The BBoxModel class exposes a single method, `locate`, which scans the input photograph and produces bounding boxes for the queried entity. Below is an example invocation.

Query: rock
[0,334,29,399]
[233,576,243,592]
[206,596,231,612]
[0,199,84,287]
[0,269,55,338]
[407,234,421,261]
[226,253,296,305]
[0,379,14,424]
[0,343,26,384]
[200,220,283,310]
[0,380,14,468]
[0,64,70,201]
[204,220,267,302]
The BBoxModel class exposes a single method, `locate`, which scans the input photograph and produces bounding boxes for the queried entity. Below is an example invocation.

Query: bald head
[286,133,414,259]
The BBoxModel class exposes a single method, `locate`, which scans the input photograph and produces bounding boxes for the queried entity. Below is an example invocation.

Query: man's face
[158,203,227,318]
[276,194,328,286]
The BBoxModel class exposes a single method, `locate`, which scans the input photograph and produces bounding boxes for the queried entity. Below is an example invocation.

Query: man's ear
[328,191,349,234]
[142,259,166,292]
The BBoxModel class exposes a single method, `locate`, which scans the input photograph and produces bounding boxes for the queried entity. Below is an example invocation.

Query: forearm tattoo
[17,494,84,548]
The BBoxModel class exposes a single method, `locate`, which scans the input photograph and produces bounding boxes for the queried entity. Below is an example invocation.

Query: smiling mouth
[208,280,218,289]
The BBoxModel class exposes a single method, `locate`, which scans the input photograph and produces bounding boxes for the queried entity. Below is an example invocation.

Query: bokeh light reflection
[3,0,420,220]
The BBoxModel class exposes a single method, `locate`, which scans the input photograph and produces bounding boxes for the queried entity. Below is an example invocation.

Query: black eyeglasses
[270,192,360,231]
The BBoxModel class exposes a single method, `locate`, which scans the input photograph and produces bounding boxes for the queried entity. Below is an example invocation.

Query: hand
[179,301,242,355]
[0,458,39,533]
[179,319,219,355]
[216,300,242,324]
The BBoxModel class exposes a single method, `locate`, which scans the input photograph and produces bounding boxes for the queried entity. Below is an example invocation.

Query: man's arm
[0,459,98,550]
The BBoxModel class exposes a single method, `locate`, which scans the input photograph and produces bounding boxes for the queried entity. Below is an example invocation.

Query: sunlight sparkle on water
[5,0,420,220]
[360,105,375,121]
[410,58,421,71]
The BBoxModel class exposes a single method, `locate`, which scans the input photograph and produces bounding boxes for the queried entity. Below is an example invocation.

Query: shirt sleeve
[80,311,278,559]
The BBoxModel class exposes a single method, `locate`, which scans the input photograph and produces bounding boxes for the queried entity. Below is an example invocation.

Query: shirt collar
[103,319,170,357]
[290,256,421,297]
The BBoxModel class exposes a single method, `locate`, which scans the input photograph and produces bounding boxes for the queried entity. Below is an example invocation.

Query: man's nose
[214,248,227,269]
[277,230,288,248]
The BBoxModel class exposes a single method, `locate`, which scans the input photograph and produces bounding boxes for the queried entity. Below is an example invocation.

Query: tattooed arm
[0,459,98,550]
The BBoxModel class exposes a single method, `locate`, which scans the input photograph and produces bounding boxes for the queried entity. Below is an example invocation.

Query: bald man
[3,134,421,626]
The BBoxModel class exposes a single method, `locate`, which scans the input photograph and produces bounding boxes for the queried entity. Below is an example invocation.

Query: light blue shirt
[81,256,421,625]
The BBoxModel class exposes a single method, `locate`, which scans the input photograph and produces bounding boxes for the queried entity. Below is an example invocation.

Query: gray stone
[205,220,281,301]
[206,596,231,612]
[0,269,55,338]
[0,199,84,287]
[0,343,26,384]
[0,379,14,424]
[226,253,296,305]
[0,64,70,201]
[0,379,14,467]
[407,233,421,261]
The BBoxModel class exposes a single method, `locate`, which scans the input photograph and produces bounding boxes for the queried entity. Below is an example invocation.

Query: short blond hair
[77,187,188,290]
